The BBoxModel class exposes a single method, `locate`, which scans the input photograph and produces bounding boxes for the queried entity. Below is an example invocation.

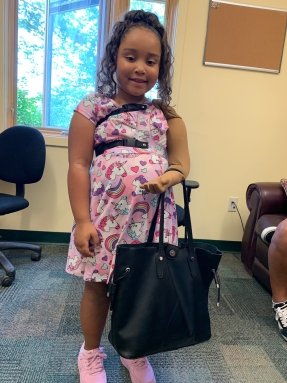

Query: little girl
[66,10,190,383]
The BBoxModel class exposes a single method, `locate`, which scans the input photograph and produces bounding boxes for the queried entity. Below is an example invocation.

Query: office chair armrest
[185,180,199,203]
[177,179,199,227]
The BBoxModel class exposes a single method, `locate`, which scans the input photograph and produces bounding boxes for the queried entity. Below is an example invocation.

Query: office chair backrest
[0,126,46,186]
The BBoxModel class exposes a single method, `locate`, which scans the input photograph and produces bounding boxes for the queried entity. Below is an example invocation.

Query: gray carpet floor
[0,245,286,383]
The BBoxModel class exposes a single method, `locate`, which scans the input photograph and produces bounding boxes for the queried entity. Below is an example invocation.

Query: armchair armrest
[246,182,287,215]
[241,182,287,270]
[256,214,287,243]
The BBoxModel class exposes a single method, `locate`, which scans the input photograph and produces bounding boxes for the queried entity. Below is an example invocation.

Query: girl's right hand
[140,170,184,194]
[74,222,100,257]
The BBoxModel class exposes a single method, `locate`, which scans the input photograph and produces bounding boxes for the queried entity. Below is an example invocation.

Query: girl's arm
[141,116,190,193]
[166,116,190,179]
[68,112,99,256]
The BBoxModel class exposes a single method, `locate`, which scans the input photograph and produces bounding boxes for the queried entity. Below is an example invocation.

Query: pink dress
[66,93,178,282]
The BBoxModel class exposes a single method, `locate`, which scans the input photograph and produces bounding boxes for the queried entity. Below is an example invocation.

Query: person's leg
[268,219,287,302]
[80,281,110,349]
[268,219,287,341]
[78,281,110,383]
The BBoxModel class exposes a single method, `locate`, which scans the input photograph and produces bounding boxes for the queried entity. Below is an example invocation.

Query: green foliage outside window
[16,0,165,130]
[130,0,165,24]
[17,0,98,130]
[17,89,42,127]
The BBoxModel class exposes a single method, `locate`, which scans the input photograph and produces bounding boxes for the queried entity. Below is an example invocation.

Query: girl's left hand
[140,171,183,194]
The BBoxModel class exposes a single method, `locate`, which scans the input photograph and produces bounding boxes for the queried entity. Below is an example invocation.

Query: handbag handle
[147,180,194,248]
[181,180,194,243]
[147,193,162,242]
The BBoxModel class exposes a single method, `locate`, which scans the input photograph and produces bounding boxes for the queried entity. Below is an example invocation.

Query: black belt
[95,138,149,157]
[96,103,147,127]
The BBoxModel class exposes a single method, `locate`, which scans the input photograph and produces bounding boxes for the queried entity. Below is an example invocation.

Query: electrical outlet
[228,197,238,212]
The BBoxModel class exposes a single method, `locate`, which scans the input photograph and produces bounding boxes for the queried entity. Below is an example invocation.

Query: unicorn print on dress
[92,181,105,197]
[136,130,149,142]
[132,175,148,196]
[127,219,144,240]
[91,270,106,282]
[154,144,166,156]
[149,154,162,165]
[133,201,150,219]
[151,126,161,142]
[98,215,120,232]
[66,254,82,271]
[82,94,97,110]
[95,123,108,142]
[106,161,127,180]
[113,196,130,215]
[82,255,97,266]
[104,234,120,252]
[96,198,108,215]
[102,153,113,161]
[66,94,178,285]
[101,263,109,270]
[106,179,126,199]
[155,228,172,243]
[164,210,172,219]
[96,168,103,177]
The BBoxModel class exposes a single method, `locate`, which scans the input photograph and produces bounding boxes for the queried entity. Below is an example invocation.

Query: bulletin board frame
[203,1,287,73]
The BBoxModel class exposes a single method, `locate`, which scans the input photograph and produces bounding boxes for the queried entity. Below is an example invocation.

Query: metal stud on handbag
[108,181,222,359]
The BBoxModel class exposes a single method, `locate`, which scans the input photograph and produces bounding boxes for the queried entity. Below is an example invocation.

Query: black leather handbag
[108,181,222,359]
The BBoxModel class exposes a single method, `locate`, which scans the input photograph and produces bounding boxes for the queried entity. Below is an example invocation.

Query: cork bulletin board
[203,1,287,73]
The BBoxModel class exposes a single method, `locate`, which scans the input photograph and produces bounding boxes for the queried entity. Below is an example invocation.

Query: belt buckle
[123,138,148,149]
[134,139,145,148]
[134,139,141,148]
[135,139,148,149]
[124,138,135,147]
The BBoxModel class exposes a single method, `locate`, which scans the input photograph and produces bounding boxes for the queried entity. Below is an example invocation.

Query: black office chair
[0,126,46,287]
[176,180,199,238]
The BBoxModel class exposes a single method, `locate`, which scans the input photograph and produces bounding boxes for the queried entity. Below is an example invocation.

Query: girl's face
[114,27,161,104]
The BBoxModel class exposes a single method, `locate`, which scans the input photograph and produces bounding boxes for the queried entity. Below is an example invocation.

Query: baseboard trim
[0,229,241,252]
[0,229,70,244]
[193,239,241,253]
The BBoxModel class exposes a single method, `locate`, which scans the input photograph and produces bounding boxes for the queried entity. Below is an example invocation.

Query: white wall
[1,0,287,241]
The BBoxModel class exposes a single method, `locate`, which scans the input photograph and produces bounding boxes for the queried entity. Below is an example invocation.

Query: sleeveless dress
[66,93,178,282]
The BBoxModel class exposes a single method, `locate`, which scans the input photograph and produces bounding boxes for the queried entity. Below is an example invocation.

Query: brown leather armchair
[241,182,287,292]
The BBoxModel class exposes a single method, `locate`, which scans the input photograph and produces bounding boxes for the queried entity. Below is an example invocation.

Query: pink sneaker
[78,343,107,383]
[120,356,156,383]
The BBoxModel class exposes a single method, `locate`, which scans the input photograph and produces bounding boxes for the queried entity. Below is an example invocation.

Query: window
[130,0,165,24]
[129,1,166,100]
[17,0,100,130]
[7,0,176,132]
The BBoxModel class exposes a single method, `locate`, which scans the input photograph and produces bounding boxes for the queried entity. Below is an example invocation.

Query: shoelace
[131,357,148,369]
[277,303,287,328]
[82,347,107,374]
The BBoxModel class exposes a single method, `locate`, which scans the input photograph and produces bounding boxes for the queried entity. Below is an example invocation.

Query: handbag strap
[96,103,147,127]
[181,180,194,243]
[146,180,194,248]
[147,194,162,242]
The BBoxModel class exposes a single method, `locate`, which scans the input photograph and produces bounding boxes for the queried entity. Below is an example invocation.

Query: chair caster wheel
[1,275,14,287]
[31,252,41,261]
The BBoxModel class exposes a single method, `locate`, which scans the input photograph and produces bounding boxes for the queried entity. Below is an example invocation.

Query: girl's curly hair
[97,10,173,105]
